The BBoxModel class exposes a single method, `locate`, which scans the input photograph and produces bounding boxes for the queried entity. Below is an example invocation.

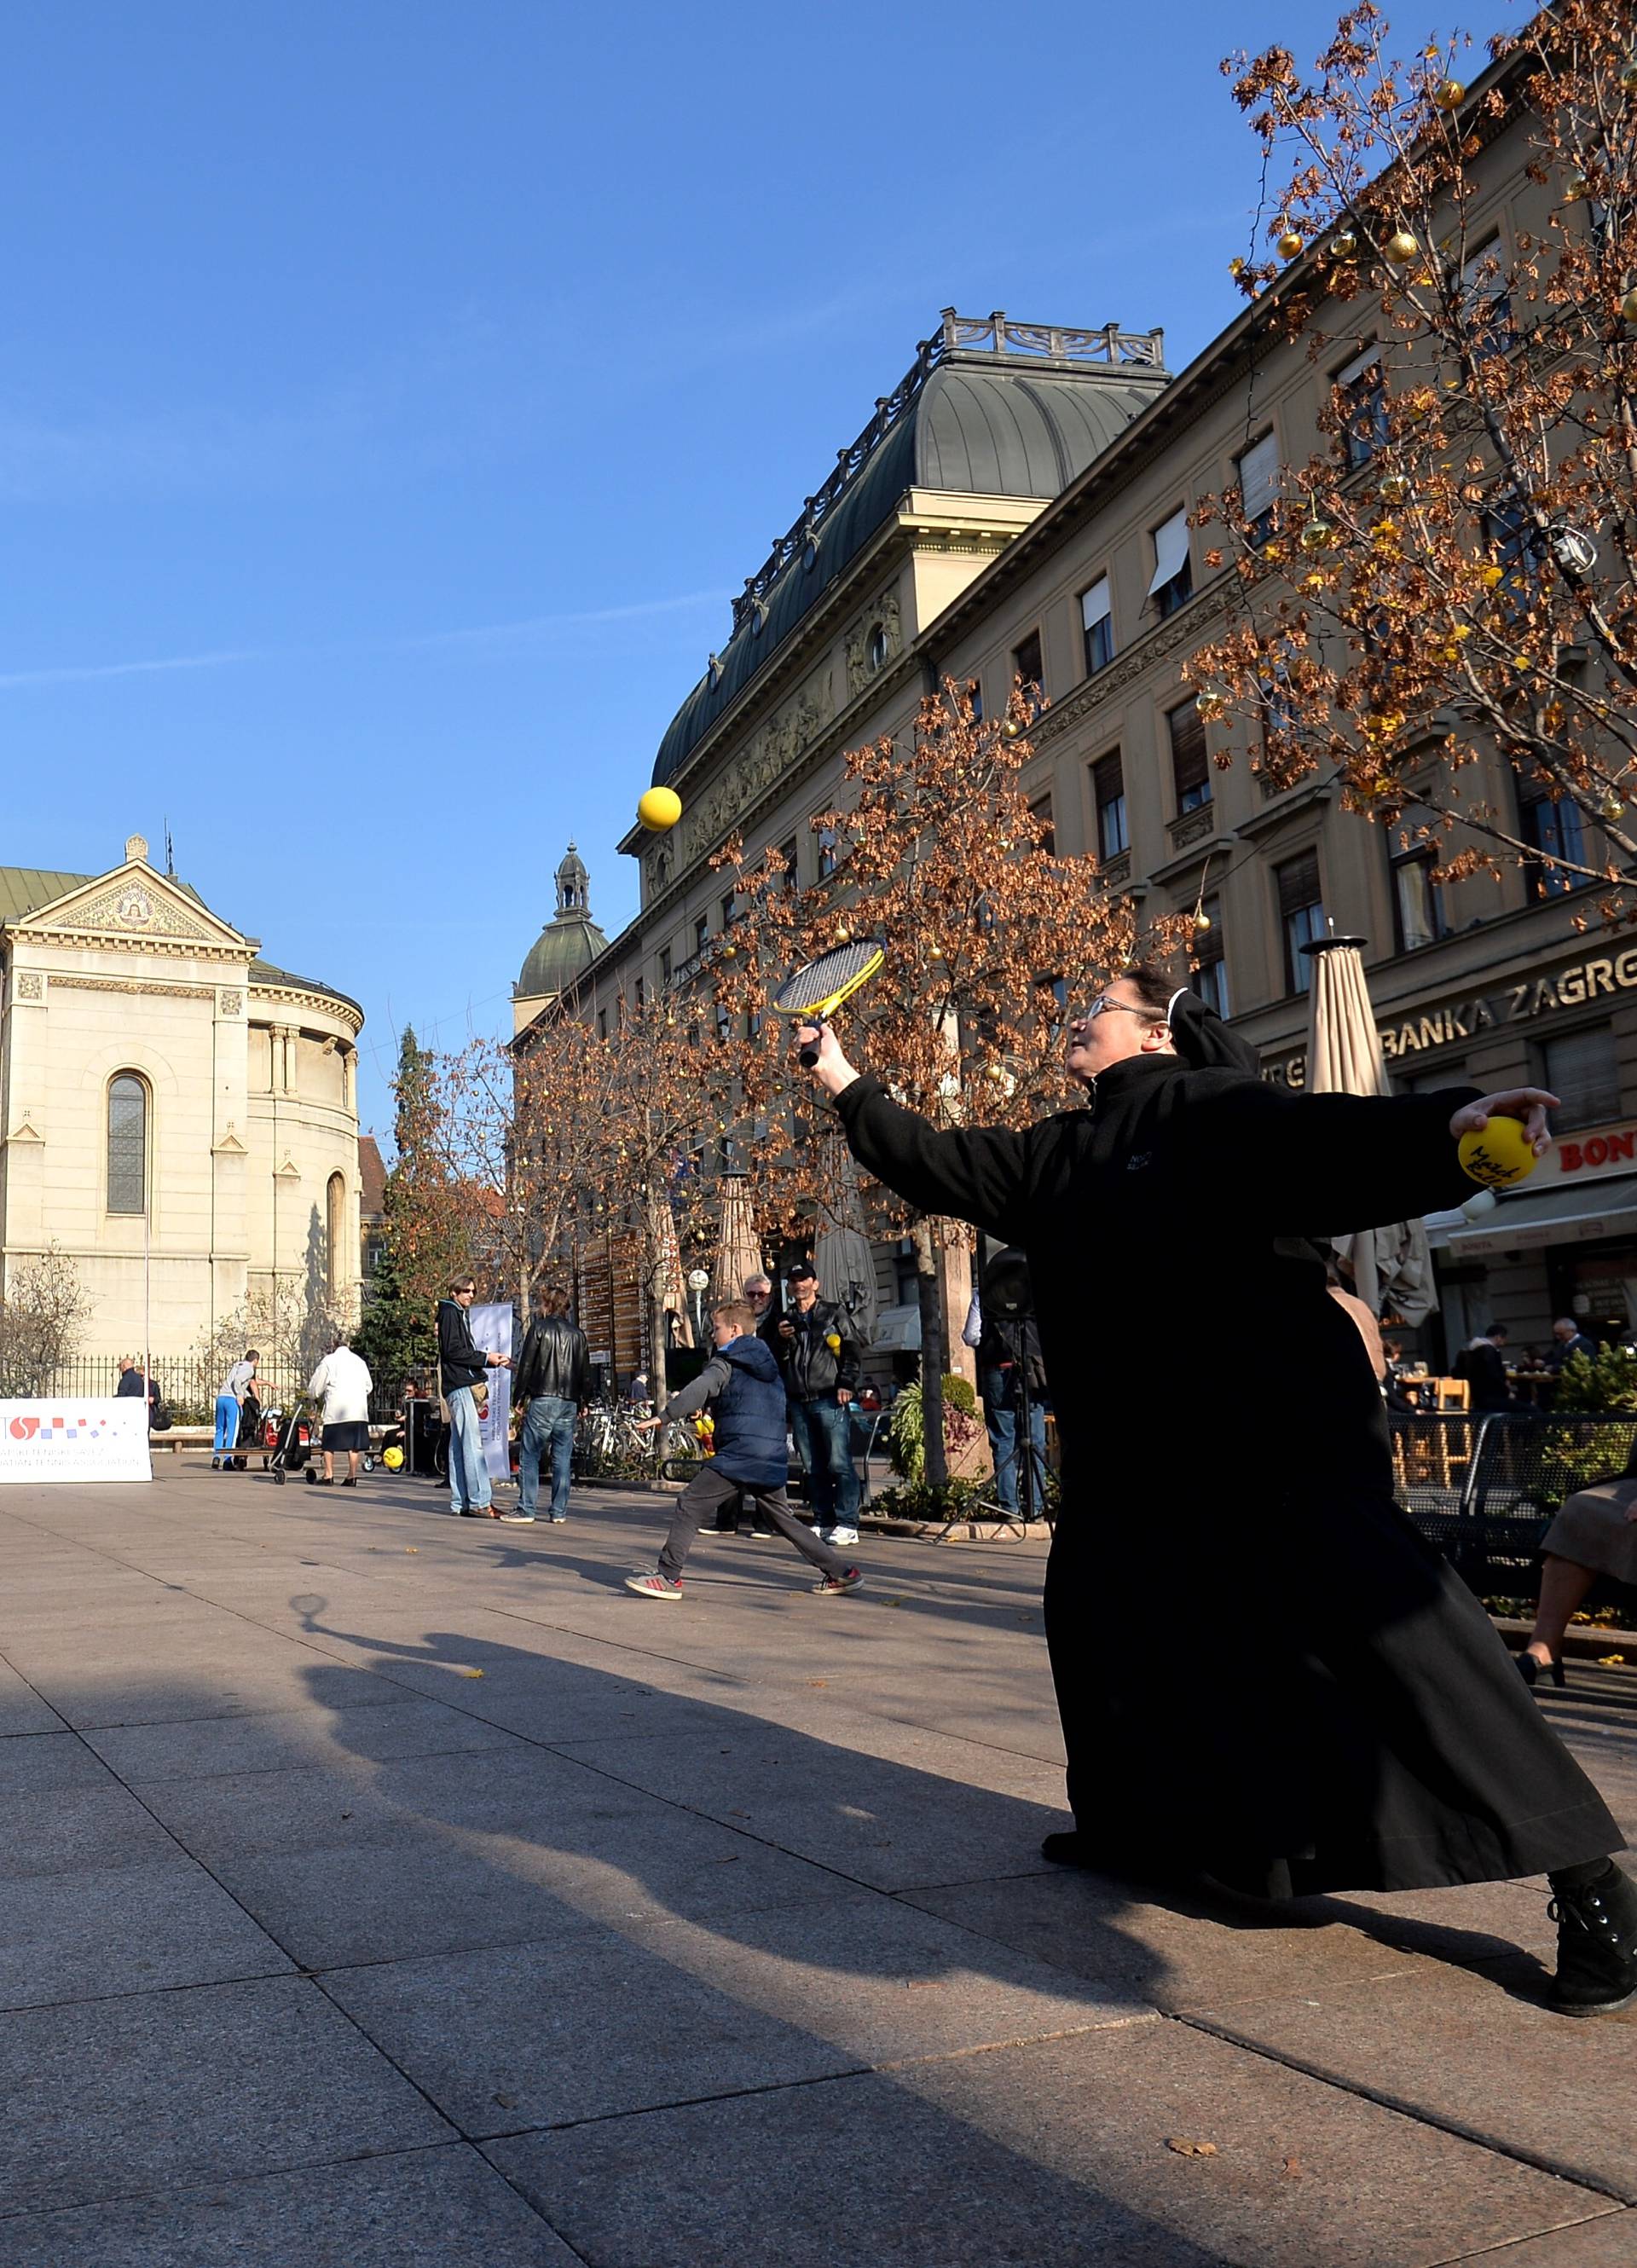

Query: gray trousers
[659,1464,853,1583]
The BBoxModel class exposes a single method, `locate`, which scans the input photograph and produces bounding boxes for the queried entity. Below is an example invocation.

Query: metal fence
[43,1357,401,1426]
[1391,1411,1637,1588]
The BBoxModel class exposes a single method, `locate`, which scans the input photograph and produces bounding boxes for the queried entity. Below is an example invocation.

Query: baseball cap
[788,1261,817,1282]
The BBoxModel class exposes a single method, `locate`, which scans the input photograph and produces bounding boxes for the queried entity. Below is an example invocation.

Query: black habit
[834,1055,1622,1896]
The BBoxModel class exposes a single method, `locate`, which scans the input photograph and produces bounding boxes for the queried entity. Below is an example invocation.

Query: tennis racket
[772,939,885,1067]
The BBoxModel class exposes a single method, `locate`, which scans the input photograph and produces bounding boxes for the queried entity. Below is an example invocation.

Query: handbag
[149,1403,173,1433]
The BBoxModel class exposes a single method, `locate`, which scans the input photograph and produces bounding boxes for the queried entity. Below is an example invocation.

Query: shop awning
[1427,1177,1637,1257]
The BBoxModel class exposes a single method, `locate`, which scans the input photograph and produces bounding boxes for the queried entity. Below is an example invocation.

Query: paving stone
[0,1974,449,2213]
[1193,1960,1637,2201]
[0,2145,581,2266]
[81,1694,522,1782]
[0,1658,66,1736]
[489,2020,1596,2268]
[0,1782,183,1880]
[0,1856,292,2009]
[1437,2213,1637,2264]
[0,1729,116,1797]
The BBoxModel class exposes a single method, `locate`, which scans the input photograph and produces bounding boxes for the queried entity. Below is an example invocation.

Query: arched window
[326,1172,347,1304]
[107,1074,148,1215]
[867,622,888,672]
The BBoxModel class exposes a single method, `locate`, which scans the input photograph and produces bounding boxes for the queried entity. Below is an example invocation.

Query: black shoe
[1547,1862,1637,2016]
[1518,1651,1566,1689]
[341,1477,357,1489]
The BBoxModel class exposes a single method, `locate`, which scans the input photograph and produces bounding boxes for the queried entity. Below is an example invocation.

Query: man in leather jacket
[771,1260,863,1546]
[509,1285,591,1524]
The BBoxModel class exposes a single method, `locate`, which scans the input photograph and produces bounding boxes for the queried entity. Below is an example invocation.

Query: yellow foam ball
[1458,1115,1539,1189]
[382,1445,404,1471]
[638,787,682,832]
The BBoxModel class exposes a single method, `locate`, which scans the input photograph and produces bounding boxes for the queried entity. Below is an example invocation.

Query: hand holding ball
[638,787,682,832]
[1458,1114,1540,1189]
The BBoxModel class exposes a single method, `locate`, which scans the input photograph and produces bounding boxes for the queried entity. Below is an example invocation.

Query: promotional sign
[0,1398,152,1485]
[469,1304,515,1482]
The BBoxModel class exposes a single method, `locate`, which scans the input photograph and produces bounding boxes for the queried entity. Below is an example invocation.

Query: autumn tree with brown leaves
[1185,2,1637,913]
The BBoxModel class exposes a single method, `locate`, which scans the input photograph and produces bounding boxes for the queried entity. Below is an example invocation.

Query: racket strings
[771,940,882,1015]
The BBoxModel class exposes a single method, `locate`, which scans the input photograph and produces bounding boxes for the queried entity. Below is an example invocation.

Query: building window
[597,1008,608,1040]
[1012,628,1044,716]
[1277,850,1326,993]
[693,913,709,957]
[1192,900,1228,1018]
[634,976,645,1009]
[1148,506,1193,617]
[107,1073,148,1215]
[1080,577,1114,676]
[1518,769,1586,896]
[1462,235,1513,356]
[778,836,800,889]
[1336,344,1388,467]
[1029,790,1056,853]
[720,891,737,929]
[1235,430,1279,545]
[963,677,983,724]
[327,1172,347,1305]
[1168,699,1211,814]
[818,826,840,877]
[1391,839,1447,952]
[1542,1026,1621,1130]
[867,623,888,672]
[1092,750,1127,859]
[658,946,672,986]
[1484,497,1534,614]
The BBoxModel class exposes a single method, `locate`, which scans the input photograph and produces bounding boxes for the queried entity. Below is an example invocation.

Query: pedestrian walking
[802,965,1636,2018]
[507,1284,589,1525]
[963,1282,1047,1516]
[212,1349,260,1473]
[437,1276,511,1518]
[625,1299,863,1601]
[307,1334,374,1487]
[772,1261,863,1547]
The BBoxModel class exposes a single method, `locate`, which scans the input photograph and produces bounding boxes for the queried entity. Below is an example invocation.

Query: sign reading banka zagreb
[0,1398,152,1484]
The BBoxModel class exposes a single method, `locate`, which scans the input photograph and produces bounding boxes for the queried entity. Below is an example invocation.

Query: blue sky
[3,0,1404,1137]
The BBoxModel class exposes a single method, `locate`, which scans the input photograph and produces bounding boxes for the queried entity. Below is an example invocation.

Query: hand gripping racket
[772,939,885,1067]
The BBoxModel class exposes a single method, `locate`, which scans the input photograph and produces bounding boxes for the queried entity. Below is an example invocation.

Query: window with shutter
[1080,577,1114,674]
[1029,790,1056,854]
[1236,431,1279,540]
[1168,701,1210,813]
[1517,768,1584,896]
[1276,852,1325,992]
[1335,344,1388,466]
[1012,628,1044,703]
[1148,507,1193,617]
[1542,1027,1620,1129]
[1092,751,1127,858]
[1192,900,1228,1017]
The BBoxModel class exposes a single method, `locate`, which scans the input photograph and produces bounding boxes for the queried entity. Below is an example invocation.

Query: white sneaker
[828,1526,859,1547]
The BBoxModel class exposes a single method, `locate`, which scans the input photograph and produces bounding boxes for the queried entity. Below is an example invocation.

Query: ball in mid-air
[638,786,682,832]
[1458,1114,1539,1189]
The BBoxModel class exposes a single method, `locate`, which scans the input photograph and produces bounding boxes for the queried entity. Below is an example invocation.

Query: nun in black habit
[801,963,1637,2016]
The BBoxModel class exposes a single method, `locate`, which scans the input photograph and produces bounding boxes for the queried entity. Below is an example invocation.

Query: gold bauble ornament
[1194,688,1227,720]
[638,786,682,831]
[1277,229,1304,258]
[1565,172,1590,203]
[1432,78,1465,110]
[1379,472,1412,503]
[1329,229,1357,260]
[1299,515,1336,553]
[1194,911,1212,933]
[1601,795,1625,822]
[1384,229,1420,266]
[1621,286,1637,324]
[1621,58,1637,91]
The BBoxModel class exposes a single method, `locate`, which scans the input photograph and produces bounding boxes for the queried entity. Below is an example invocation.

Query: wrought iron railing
[42,1357,400,1425]
[1391,1411,1637,1586]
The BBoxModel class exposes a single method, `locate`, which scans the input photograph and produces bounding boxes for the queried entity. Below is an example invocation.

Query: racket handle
[797,1017,824,1070]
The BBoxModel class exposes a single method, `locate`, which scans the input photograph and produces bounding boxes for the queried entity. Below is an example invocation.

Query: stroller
[267,1400,316,1486]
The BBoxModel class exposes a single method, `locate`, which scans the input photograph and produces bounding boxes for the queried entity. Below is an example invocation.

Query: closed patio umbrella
[813,1147,879,1346]
[1303,934,1437,1324]
[711,1172,764,1306]
[645,1183,692,1350]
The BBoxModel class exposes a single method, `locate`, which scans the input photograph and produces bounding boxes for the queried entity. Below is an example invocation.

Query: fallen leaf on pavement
[1282,2155,1302,2178]
[1598,1653,1629,1666]
[492,2092,518,2109]
[404,1548,418,1553]
[807,1680,828,1687]
[459,1668,484,1679]
[1164,2138,1218,2158]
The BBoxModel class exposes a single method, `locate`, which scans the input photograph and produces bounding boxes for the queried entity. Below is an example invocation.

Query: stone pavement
[0,1467,1632,2268]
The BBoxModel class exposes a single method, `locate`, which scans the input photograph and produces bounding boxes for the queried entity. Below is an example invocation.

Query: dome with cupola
[514,843,608,1025]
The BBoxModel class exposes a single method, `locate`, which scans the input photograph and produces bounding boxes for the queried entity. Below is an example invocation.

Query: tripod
[938,1248,1046,1543]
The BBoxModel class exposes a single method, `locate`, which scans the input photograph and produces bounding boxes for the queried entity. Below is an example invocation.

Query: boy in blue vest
[627,1299,863,1600]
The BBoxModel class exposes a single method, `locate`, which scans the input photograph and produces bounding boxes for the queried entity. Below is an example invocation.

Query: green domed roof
[517,843,607,999]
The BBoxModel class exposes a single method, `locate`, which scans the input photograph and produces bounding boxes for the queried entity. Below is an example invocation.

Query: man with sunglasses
[437,1276,511,1519]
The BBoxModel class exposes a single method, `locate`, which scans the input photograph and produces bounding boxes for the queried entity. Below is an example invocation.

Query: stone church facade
[0,835,364,1363]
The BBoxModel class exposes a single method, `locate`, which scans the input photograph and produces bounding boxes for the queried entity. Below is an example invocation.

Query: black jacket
[437,1299,489,1395]
[662,1334,788,1488]
[1455,1339,1513,1412]
[770,1296,862,1401]
[513,1313,590,1404]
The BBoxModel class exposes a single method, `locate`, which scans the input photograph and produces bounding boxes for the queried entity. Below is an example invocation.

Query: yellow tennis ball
[1458,1115,1539,1189]
[638,787,682,831]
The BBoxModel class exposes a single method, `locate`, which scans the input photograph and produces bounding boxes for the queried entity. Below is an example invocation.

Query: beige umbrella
[813,1146,880,1346]
[645,1183,693,1350]
[711,1172,764,1305]
[1304,935,1437,1324]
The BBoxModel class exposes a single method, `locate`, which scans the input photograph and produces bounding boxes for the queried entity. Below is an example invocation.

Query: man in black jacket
[772,1261,863,1546]
[1455,1322,1513,1413]
[437,1276,511,1518]
[510,1285,590,1525]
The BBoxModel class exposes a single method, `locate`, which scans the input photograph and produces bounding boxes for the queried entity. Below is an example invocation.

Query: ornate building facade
[0,835,365,1360]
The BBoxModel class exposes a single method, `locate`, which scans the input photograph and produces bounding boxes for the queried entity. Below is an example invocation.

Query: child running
[627,1299,863,1601]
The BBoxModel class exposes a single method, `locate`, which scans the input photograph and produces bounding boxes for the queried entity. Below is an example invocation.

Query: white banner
[469,1304,515,1482]
[0,1398,152,1485]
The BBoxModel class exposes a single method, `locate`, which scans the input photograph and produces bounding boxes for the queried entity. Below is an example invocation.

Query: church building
[0,835,366,1362]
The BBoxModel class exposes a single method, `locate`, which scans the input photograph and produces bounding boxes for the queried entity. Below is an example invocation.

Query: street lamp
[686,1267,710,1347]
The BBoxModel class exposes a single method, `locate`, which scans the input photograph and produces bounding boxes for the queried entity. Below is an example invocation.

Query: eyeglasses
[1081,995,1159,1023]
[456,1286,476,1296]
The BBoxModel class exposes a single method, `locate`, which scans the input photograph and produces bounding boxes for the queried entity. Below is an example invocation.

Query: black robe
[834,1055,1623,1895]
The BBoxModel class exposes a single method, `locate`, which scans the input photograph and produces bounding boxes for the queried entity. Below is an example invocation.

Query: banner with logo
[469,1304,516,1482]
[0,1398,152,1484]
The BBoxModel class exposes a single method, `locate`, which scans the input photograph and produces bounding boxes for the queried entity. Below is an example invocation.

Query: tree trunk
[647,1292,669,1414]
[914,1218,948,1487]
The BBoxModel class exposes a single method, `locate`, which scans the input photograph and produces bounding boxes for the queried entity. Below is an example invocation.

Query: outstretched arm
[802,1025,1034,1242]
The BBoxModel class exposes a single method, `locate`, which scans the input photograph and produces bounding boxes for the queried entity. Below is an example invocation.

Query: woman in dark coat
[801,964,1637,2016]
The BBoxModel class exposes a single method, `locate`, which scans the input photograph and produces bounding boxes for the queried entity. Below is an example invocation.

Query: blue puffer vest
[709,1335,790,1489]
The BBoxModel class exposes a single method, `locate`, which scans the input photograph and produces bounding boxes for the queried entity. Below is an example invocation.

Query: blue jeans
[446,1385,492,1512]
[518,1395,575,1517]
[789,1397,859,1527]
[213,1394,240,1458]
[980,1368,1047,1513]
